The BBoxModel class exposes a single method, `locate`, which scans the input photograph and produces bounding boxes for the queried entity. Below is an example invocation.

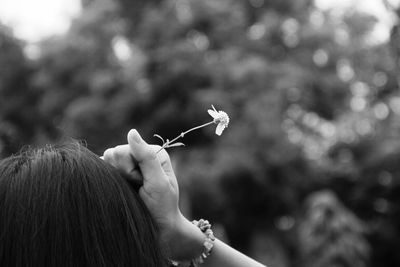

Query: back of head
[0,142,166,267]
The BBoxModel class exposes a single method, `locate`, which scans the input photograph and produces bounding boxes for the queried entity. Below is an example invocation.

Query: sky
[0,0,81,42]
[0,0,398,43]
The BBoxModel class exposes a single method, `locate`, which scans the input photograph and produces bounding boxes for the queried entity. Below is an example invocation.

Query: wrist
[164,213,205,261]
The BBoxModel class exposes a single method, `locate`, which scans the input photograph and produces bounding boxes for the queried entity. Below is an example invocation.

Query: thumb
[127,129,167,186]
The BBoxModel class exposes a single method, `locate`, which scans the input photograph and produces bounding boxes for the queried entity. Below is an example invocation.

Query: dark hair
[0,142,166,267]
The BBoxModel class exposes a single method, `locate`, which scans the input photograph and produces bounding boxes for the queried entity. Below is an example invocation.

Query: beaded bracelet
[169,219,215,267]
[189,219,215,267]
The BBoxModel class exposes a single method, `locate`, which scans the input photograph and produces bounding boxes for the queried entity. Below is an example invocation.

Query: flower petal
[208,109,218,118]
[215,123,225,136]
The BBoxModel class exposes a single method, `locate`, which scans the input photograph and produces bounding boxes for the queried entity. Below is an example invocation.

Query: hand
[102,129,268,267]
[102,129,194,260]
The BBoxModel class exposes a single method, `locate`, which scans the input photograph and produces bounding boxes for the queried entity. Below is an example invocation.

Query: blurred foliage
[1,0,400,266]
[298,191,370,267]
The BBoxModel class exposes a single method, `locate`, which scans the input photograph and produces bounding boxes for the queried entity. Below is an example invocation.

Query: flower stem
[157,121,215,153]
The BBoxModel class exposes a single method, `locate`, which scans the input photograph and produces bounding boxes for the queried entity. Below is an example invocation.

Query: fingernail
[128,129,142,143]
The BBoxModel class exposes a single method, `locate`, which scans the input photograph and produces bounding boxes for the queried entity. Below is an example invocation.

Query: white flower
[208,105,230,136]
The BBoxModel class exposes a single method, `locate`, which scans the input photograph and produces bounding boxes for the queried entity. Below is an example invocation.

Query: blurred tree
[2,0,400,266]
[298,191,370,267]
[0,25,41,156]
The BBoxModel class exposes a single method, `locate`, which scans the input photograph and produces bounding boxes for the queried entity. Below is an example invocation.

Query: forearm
[203,239,266,267]
[169,216,266,267]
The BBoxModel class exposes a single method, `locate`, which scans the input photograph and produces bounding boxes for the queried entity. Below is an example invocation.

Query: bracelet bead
[169,219,215,267]
[189,219,215,267]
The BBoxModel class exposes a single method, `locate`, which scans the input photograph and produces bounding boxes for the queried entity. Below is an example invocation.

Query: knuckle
[102,148,114,161]
[112,146,125,161]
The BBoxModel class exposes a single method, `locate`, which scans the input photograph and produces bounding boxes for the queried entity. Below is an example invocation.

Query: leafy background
[1,0,400,266]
